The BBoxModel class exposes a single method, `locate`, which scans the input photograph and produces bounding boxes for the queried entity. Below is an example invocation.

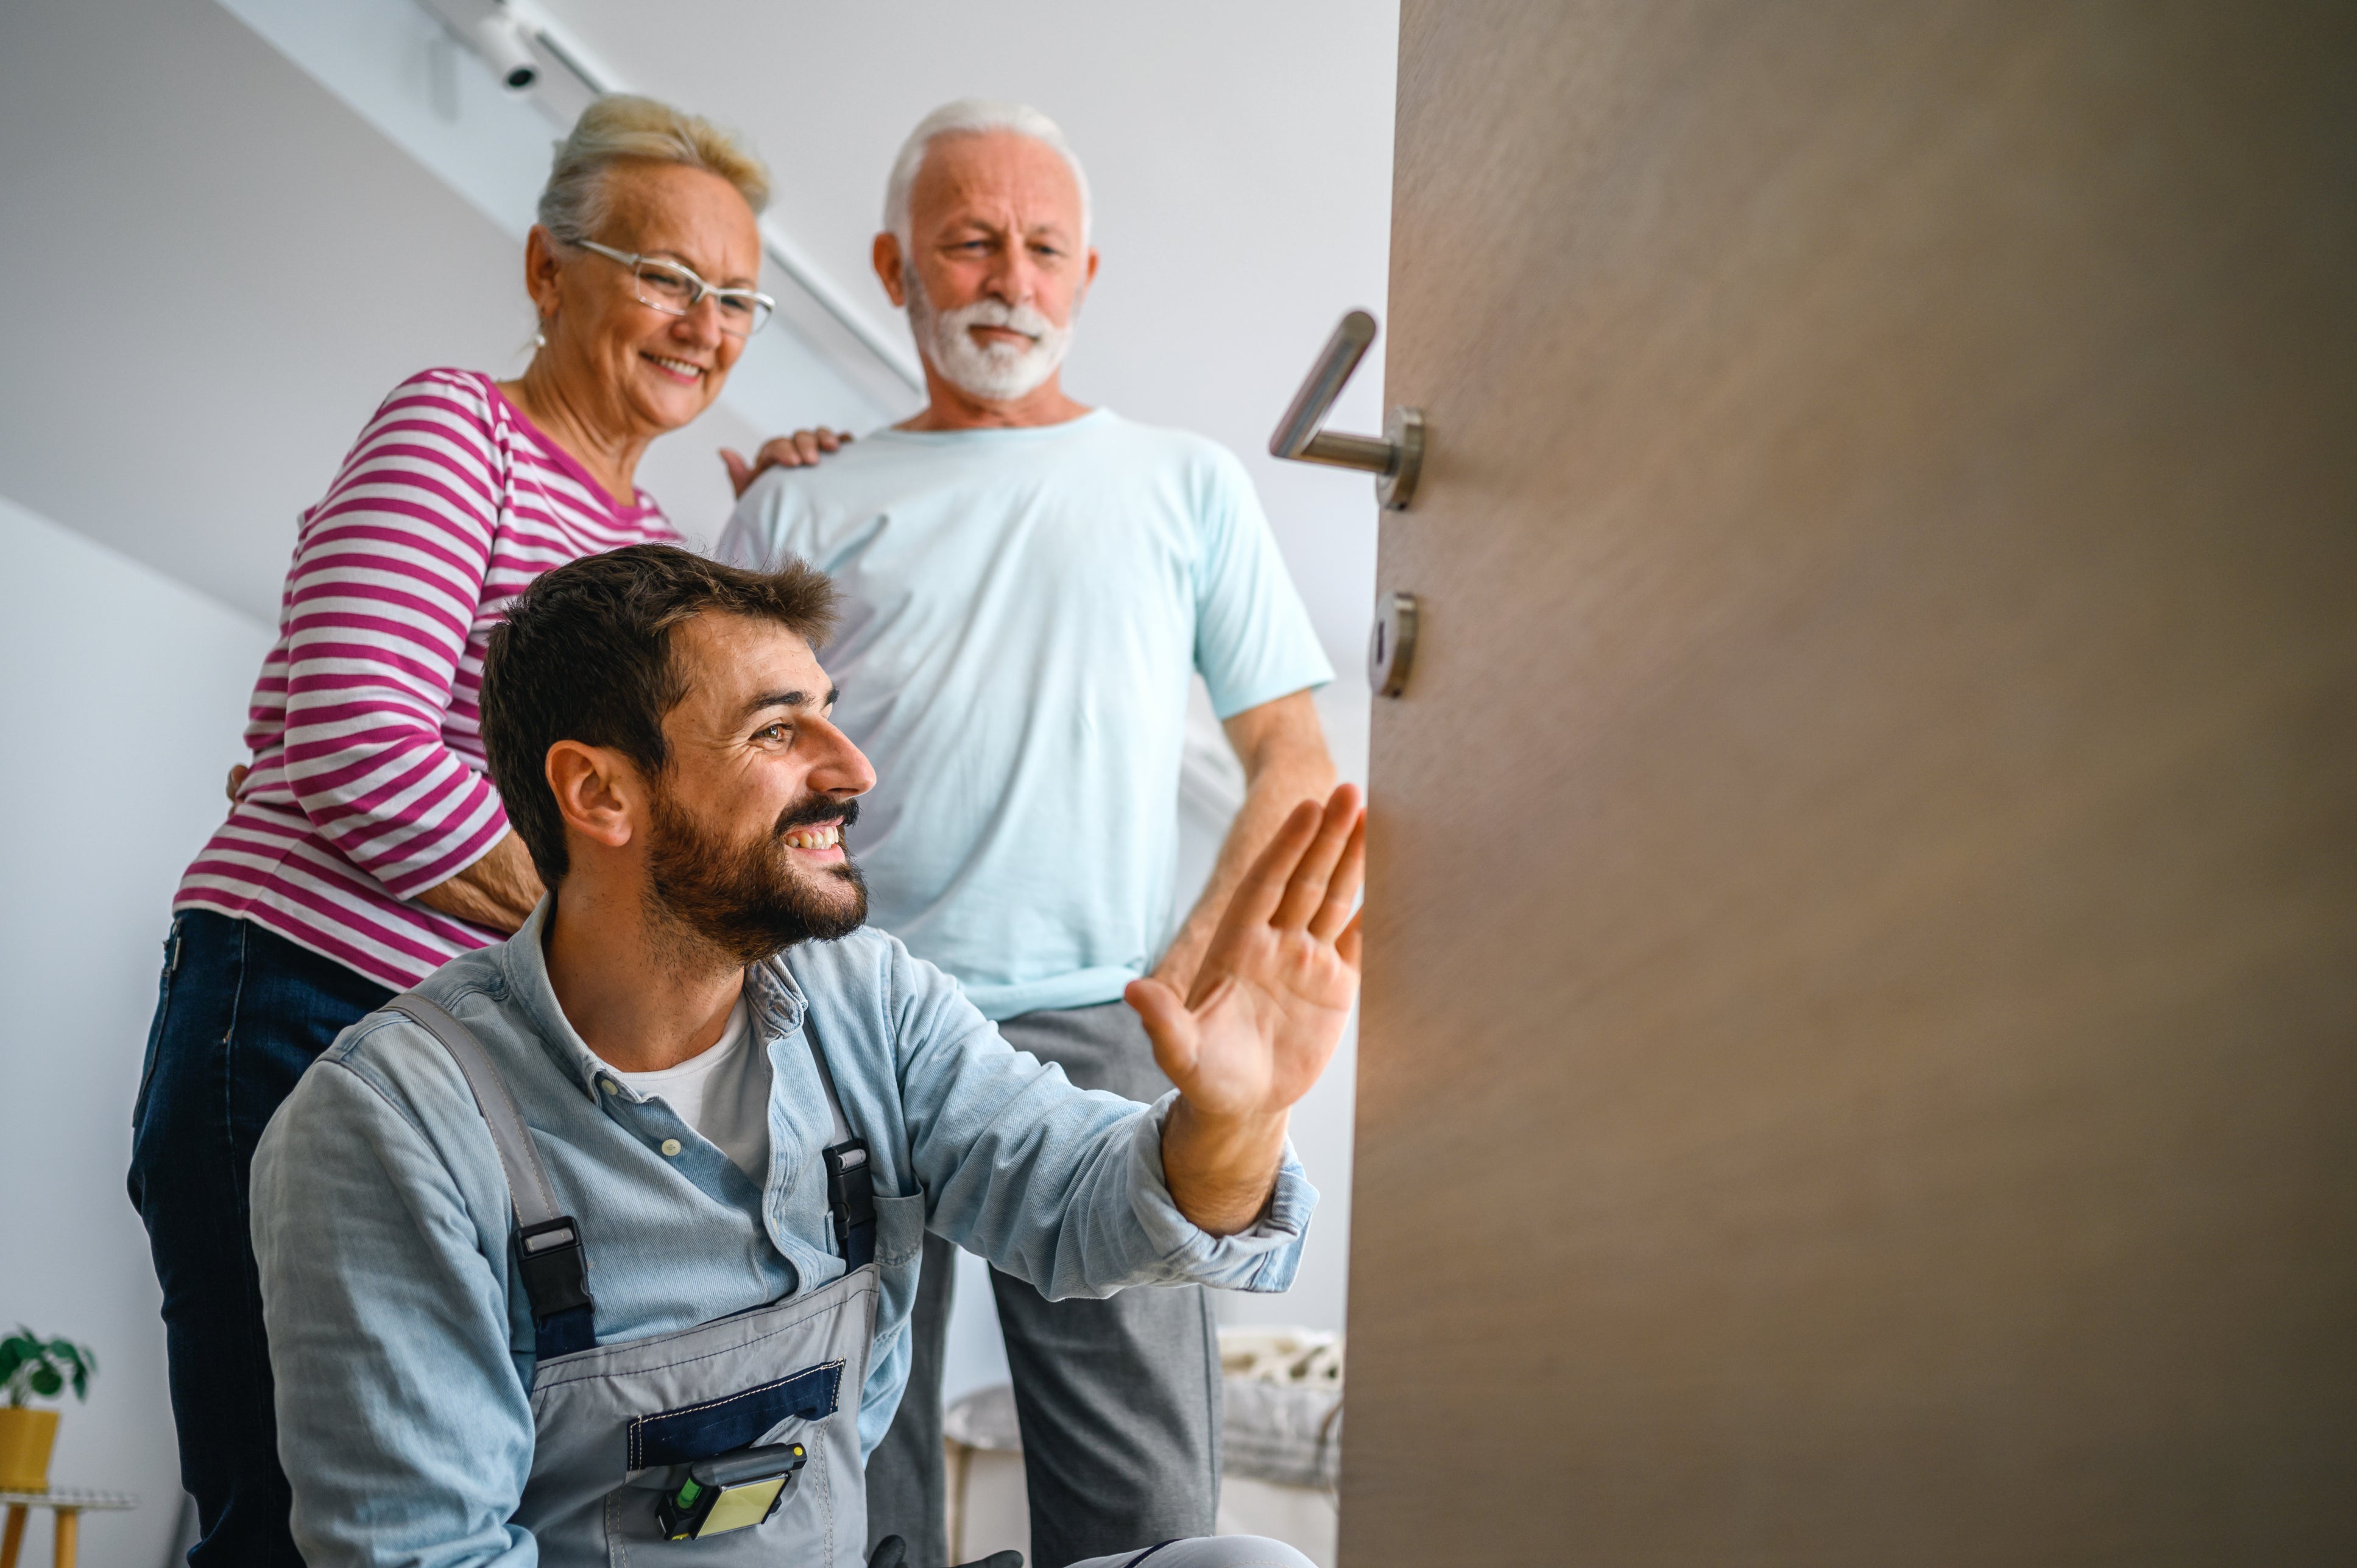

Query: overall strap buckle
[822,1140,877,1269]
[386,993,599,1360]
[799,1001,878,1273]
[516,1217,596,1355]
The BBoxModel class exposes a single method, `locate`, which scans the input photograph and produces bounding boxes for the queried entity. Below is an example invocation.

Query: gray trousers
[867,999,1224,1568]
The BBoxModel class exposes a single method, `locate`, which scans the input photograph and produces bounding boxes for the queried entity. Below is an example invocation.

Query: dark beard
[643,789,868,966]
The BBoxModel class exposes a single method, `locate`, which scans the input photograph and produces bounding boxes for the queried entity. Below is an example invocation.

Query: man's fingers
[1306,807,1366,942]
[1271,785,1365,931]
[1336,909,1364,972]
[1229,798,1326,931]
[1125,975,1202,1082]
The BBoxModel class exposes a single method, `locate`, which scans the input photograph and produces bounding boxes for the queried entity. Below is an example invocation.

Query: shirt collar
[496,897,811,1101]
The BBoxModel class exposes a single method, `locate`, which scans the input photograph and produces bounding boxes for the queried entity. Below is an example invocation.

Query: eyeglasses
[576,241,776,337]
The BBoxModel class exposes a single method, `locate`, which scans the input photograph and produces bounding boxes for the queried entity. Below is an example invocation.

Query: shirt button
[660,1139,682,1157]
[599,1080,617,1096]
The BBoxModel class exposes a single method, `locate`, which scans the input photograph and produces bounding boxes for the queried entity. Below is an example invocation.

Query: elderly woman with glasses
[127,94,782,1568]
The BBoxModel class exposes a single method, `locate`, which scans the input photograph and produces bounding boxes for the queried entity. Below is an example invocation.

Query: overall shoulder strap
[385,993,597,1358]
[798,1011,855,1145]
[798,1011,876,1270]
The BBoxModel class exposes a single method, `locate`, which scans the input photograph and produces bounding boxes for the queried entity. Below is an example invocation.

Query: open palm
[1126,785,1366,1121]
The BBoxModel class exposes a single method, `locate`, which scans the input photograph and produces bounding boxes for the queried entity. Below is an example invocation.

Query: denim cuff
[1123,1090,1318,1293]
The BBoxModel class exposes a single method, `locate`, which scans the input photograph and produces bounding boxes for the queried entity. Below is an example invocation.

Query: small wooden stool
[0,1489,135,1568]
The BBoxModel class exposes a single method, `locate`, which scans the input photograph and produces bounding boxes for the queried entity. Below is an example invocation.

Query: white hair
[883,99,1091,250]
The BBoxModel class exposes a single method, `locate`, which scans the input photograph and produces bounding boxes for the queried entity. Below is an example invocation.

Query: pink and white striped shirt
[175,369,679,989]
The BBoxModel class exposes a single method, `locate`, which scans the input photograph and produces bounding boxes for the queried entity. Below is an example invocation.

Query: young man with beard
[717,101,1337,1568]
[246,545,1363,1568]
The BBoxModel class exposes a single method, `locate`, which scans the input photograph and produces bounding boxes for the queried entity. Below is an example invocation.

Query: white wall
[0,0,774,624]
[0,495,275,1568]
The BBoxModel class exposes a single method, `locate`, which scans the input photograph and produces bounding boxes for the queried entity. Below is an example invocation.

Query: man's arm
[877,932,1318,1301]
[1153,689,1337,1000]
[253,1045,537,1568]
[1128,784,1366,1235]
[227,779,543,934]
[414,830,544,934]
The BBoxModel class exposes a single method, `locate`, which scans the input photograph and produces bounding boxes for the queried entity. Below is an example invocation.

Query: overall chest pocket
[869,1190,930,1360]
[523,1272,881,1568]
[604,1360,847,1563]
[627,1361,844,1470]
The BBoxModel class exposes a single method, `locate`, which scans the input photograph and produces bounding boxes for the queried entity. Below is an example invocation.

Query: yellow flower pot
[0,1407,58,1491]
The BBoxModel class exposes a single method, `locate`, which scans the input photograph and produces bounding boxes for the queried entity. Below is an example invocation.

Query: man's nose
[809,720,878,799]
[981,242,1035,305]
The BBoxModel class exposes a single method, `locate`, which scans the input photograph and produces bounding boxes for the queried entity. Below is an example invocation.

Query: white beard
[907,277,1075,401]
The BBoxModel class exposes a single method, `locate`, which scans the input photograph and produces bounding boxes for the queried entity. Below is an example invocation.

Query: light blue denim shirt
[250,902,1314,1568]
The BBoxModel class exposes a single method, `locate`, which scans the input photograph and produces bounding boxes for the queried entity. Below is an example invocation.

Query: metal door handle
[1269,310,1424,509]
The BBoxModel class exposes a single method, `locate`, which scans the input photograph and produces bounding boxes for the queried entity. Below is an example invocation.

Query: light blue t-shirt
[716,409,1334,1020]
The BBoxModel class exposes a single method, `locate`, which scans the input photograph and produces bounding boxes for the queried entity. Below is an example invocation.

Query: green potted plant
[0,1329,96,1492]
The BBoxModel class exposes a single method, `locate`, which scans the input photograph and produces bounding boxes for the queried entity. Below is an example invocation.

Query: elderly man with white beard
[717,101,1337,1568]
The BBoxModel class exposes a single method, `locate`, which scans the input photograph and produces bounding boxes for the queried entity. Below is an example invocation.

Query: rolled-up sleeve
[881,939,1316,1297]
[278,378,511,899]
[1121,1091,1316,1293]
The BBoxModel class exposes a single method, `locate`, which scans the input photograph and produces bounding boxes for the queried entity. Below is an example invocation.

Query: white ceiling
[1,0,1398,666]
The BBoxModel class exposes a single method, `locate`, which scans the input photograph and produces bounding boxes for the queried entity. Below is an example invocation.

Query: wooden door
[1341,4,2357,1563]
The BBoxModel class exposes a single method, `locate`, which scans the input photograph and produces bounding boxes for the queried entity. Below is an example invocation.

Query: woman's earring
[533,327,548,348]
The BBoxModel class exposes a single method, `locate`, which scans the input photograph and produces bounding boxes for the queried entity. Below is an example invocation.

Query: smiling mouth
[783,822,843,852]
[644,353,707,383]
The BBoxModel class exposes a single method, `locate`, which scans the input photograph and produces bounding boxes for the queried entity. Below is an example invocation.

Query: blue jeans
[127,911,392,1568]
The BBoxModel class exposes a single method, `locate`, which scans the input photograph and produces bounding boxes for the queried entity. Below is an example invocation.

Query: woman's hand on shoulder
[721,428,855,498]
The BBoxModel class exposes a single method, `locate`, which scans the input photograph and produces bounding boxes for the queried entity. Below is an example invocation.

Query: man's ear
[874,232,908,307]
[1083,245,1100,294]
[545,740,640,855]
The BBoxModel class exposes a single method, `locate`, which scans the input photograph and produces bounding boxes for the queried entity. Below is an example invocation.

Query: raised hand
[1126,783,1365,1234]
[720,427,855,498]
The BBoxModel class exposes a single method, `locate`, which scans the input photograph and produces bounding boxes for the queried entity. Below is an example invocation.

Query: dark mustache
[772,794,859,839]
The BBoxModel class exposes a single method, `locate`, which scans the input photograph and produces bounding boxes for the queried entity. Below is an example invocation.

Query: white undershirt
[610,993,773,1184]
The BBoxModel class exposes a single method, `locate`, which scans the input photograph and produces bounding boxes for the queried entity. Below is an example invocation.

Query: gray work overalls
[388,993,884,1568]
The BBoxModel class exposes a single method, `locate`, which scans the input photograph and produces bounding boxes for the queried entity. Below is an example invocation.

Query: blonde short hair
[538,94,771,247]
